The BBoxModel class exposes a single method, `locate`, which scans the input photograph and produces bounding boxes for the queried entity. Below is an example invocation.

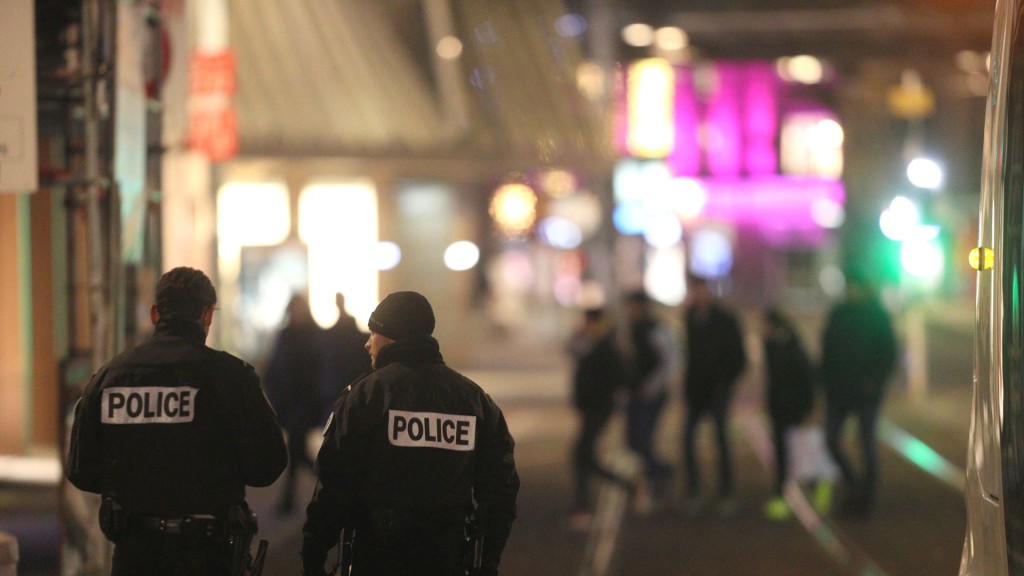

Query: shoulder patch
[388,410,476,451]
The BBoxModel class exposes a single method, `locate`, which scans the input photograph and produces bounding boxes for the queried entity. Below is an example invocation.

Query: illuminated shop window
[627,58,675,158]
[780,112,844,178]
[217,181,291,247]
[298,180,378,328]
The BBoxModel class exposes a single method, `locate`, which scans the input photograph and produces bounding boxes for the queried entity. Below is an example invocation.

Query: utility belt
[126,514,223,537]
[334,508,483,576]
[101,495,267,576]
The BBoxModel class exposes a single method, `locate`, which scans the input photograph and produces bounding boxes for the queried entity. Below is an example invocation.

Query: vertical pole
[585,0,619,307]
[82,0,108,370]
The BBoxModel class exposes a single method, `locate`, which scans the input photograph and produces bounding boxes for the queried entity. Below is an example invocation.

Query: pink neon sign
[622,60,785,178]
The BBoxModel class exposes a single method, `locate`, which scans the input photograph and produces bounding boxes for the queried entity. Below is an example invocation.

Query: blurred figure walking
[623,291,676,510]
[566,307,631,523]
[820,271,897,516]
[263,293,325,515]
[681,276,747,516]
[761,307,816,520]
[318,292,370,422]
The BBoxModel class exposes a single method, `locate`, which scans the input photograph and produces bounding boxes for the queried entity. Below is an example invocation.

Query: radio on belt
[388,410,476,451]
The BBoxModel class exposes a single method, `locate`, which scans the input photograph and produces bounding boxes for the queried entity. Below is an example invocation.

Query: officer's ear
[150,304,160,326]
[200,305,215,333]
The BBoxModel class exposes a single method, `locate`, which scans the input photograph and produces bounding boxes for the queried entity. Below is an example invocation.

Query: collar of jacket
[154,317,207,344]
[376,335,444,369]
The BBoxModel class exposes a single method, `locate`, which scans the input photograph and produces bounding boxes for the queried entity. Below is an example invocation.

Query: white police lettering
[388,410,475,451]
[101,387,199,424]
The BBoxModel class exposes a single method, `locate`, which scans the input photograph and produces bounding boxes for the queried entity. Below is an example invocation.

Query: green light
[879,196,919,240]
[900,237,944,279]
[879,420,964,491]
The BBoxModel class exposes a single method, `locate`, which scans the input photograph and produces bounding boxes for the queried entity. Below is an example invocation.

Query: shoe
[717,497,741,518]
[762,496,791,521]
[813,481,834,515]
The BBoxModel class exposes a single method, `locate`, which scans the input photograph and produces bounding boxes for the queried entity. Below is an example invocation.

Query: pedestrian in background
[301,291,519,576]
[263,293,325,515]
[66,267,286,575]
[566,307,632,523]
[318,292,371,422]
[623,290,676,510]
[820,271,898,516]
[680,276,747,516]
[761,306,816,520]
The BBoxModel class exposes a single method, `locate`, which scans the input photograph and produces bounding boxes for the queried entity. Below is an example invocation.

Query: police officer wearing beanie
[66,267,288,576]
[302,291,519,576]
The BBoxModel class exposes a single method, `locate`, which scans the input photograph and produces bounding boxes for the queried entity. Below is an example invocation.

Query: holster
[463,512,484,576]
[225,503,258,576]
[99,494,128,543]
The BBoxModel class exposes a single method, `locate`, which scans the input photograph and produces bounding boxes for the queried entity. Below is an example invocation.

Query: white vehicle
[963,0,1024,574]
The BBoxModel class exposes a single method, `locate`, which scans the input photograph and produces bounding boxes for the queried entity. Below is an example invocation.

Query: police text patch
[388,410,475,451]
[101,387,199,424]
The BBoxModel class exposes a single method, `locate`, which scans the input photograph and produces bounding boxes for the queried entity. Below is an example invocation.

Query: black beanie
[367,291,435,340]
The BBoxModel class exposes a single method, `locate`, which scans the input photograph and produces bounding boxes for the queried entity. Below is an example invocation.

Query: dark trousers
[351,518,464,576]
[682,394,734,498]
[627,392,673,484]
[770,418,798,495]
[572,404,628,509]
[111,532,230,576]
[824,395,881,510]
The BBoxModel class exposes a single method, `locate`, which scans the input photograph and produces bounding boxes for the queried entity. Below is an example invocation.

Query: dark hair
[626,290,650,304]
[155,267,217,321]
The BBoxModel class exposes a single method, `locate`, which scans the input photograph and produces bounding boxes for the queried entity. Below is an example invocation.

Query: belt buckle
[158,518,183,534]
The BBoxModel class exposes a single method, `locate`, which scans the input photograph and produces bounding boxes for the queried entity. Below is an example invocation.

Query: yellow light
[538,169,577,198]
[436,36,463,60]
[217,182,291,247]
[298,180,378,328]
[777,55,824,85]
[490,183,538,236]
[627,58,675,158]
[969,247,994,271]
[654,27,688,51]
[621,23,654,47]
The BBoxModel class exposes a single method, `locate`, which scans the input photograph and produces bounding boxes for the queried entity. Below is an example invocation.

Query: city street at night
[2,300,974,576]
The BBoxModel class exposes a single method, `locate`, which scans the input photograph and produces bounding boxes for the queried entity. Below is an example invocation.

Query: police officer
[65,267,288,575]
[302,291,519,576]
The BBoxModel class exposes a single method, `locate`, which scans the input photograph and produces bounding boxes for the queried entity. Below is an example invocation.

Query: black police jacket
[65,318,288,517]
[302,335,519,575]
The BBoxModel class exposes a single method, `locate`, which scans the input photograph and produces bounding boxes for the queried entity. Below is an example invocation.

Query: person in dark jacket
[302,291,519,576]
[681,276,747,516]
[566,307,632,520]
[263,293,325,514]
[65,266,287,576]
[624,291,675,507]
[761,307,816,518]
[318,292,371,422]
[820,272,898,515]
